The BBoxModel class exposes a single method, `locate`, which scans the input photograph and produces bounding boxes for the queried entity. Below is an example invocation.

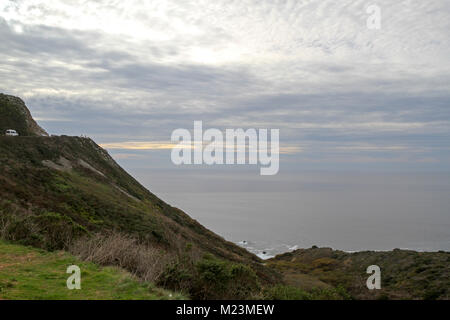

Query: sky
[1,1,450,251]
[0,0,450,172]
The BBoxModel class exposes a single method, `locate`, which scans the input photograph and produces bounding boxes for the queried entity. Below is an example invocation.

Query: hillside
[0,240,183,300]
[0,135,260,263]
[0,94,279,299]
[0,94,48,136]
[268,247,450,300]
[2,93,448,300]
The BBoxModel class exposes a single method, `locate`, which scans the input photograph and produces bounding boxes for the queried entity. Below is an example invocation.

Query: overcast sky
[1,0,450,172]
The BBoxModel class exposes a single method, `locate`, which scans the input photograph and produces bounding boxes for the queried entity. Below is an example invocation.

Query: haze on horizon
[1,0,449,253]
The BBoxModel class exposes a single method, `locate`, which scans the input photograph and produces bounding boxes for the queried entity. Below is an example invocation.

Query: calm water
[129,169,450,258]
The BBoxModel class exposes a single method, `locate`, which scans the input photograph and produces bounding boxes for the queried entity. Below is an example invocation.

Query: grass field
[0,240,184,300]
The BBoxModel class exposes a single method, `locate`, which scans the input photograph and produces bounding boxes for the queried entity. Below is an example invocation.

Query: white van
[5,129,19,136]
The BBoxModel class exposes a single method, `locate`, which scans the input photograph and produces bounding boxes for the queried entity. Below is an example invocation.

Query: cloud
[0,0,449,170]
[100,140,303,155]
[100,141,181,150]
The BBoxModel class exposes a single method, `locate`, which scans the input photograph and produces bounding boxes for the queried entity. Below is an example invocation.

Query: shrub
[158,260,194,293]
[263,285,311,300]
[309,285,352,300]
[263,284,352,300]
[32,212,87,250]
[191,255,261,300]
[158,253,261,300]
[69,232,169,284]
[311,257,338,270]
[0,210,86,250]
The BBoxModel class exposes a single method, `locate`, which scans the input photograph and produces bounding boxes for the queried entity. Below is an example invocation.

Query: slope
[0,94,279,296]
[0,240,183,300]
[268,247,450,300]
[0,94,48,136]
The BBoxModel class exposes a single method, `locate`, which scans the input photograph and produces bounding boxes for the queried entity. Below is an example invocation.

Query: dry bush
[69,232,173,283]
[0,215,11,239]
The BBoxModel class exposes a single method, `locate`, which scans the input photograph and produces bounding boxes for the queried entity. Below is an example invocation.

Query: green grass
[0,240,185,300]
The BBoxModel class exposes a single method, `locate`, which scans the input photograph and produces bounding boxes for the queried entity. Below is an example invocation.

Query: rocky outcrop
[0,93,48,136]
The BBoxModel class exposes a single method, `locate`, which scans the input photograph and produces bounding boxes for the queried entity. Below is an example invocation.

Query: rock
[0,93,48,136]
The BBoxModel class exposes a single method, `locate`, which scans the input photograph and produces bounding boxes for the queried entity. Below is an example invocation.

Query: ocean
[130,169,450,258]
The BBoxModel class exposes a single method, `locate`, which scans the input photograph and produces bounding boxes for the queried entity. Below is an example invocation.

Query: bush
[191,255,260,299]
[0,210,86,250]
[308,286,352,300]
[311,257,338,270]
[263,284,352,300]
[263,285,311,300]
[32,212,87,250]
[70,233,262,299]
[69,232,169,283]
[158,253,261,300]
[158,260,194,293]
[2,216,264,300]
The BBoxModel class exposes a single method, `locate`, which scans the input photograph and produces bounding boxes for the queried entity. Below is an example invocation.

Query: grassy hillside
[0,134,279,298]
[2,93,447,300]
[2,136,448,300]
[0,240,183,300]
[0,135,262,263]
[0,92,281,299]
[268,247,450,300]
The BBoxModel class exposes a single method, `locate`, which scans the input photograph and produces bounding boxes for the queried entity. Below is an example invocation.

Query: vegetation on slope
[0,135,281,298]
[268,247,450,300]
[0,135,262,263]
[0,93,281,298]
[2,93,447,300]
[68,232,264,299]
[0,240,183,300]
